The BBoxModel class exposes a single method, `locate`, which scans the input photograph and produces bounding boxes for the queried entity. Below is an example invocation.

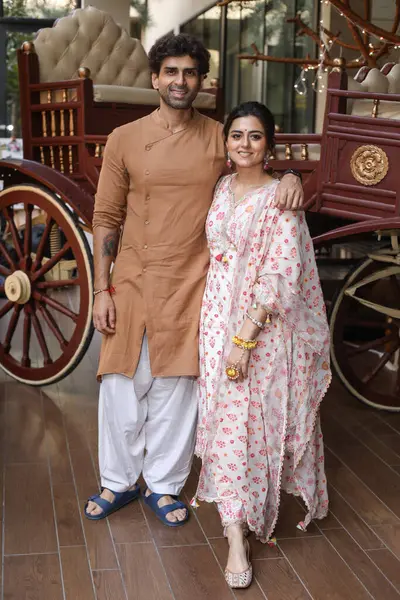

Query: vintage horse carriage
[0,7,399,412]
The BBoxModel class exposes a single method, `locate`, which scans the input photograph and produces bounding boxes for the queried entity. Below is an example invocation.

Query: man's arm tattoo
[101,231,118,258]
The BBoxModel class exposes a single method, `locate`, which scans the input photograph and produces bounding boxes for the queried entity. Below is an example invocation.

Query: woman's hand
[226,346,251,382]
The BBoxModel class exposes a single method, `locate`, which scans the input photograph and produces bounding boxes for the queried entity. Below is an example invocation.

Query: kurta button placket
[93,108,227,379]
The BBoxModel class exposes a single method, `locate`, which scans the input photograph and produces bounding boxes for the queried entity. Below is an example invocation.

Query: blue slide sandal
[84,485,140,520]
[143,489,189,527]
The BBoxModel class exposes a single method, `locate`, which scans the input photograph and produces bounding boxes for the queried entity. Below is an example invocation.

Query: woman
[192,102,331,589]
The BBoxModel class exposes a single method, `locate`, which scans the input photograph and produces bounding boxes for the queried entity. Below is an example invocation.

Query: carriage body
[272,62,400,411]
[0,8,399,411]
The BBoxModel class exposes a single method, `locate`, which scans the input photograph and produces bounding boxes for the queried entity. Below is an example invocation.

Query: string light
[293,2,400,96]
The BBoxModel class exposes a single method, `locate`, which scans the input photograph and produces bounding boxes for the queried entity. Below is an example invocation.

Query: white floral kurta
[194,174,331,541]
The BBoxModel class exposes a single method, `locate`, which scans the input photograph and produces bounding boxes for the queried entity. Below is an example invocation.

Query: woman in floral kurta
[193,102,331,588]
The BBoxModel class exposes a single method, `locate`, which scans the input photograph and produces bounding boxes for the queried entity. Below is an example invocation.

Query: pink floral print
[194,175,331,542]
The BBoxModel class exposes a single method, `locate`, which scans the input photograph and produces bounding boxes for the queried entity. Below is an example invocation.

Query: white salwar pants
[99,335,197,495]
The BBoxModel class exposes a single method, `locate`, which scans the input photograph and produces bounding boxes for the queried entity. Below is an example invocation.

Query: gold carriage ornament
[350,145,389,186]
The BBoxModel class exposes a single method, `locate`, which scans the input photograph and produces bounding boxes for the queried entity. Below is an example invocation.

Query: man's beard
[158,85,199,109]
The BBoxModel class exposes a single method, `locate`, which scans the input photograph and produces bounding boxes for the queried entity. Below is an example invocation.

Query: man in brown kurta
[85,33,303,524]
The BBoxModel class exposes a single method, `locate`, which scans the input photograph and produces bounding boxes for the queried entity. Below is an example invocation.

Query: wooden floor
[1,332,400,600]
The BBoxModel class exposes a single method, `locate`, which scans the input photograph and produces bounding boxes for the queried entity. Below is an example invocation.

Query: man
[85,33,303,525]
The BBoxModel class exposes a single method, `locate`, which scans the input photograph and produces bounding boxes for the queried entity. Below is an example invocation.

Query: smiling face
[226,115,268,169]
[152,55,203,110]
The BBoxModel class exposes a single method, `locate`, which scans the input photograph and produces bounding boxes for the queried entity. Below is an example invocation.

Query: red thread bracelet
[93,285,115,296]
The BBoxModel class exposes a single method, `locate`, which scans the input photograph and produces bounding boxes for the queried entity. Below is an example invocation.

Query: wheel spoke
[344,318,385,330]
[33,291,78,322]
[0,301,14,319]
[36,278,80,290]
[0,240,15,271]
[23,204,33,263]
[31,242,70,282]
[0,264,11,277]
[22,309,31,368]
[32,216,53,272]
[3,207,23,259]
[345,332,397,357]
[36,303,68,349]
[3,304,22,353]
[31,310,52,365]
[390,274,400,296]
[361,345,400,384]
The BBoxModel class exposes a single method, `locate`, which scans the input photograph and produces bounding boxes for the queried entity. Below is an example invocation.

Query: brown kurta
[93,109,225,378]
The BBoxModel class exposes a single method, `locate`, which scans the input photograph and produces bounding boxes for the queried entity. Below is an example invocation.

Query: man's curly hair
[148,33,210,76]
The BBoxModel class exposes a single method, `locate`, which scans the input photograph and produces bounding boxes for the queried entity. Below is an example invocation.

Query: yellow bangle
[232,335,258,350]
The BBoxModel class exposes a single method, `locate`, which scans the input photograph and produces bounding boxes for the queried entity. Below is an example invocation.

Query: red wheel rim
[330,258,400,411]
[0,185,93,385]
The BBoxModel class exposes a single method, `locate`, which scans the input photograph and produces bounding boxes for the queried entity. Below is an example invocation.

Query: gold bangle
[232,335,258,350]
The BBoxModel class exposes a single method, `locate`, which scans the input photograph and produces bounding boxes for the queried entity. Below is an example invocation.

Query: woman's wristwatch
[283,168,302,182]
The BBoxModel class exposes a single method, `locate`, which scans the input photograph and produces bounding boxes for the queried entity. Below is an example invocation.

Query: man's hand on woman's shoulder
[274,173,304,211]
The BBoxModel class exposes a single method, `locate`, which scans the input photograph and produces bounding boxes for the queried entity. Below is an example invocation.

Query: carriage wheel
[0,184,94,386]
[330,256,400,411]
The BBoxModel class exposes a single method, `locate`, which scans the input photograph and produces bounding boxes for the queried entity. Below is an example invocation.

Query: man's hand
[274,173,304,211]
[93,293,116,335]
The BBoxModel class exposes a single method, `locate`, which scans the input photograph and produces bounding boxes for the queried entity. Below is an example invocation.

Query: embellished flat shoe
[224,537,253,589]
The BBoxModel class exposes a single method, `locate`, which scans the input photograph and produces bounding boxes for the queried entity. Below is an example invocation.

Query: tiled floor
[1,332,400,599]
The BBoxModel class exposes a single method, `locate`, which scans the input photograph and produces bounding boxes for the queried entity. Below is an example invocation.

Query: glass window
[0,1,80,143]
[227,0,316,132]
[184,1,317,132]
[181,5,221,85]
[3,0,76,19]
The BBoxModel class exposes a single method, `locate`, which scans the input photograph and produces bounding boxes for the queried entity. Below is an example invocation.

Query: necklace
[212,174,275,265]
[213,175,251,264]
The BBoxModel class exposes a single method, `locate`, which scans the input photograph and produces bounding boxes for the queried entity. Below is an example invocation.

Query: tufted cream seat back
[350,65,400,119]
[34,6,152,88]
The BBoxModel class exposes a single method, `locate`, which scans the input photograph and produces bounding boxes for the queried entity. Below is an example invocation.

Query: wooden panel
[117,543,173,600]
[327,486,384,550]
[367,549,400,592]
[42,394,73,485]
[324,529,399,599]
[324,417,400,518]
[325,450,399,526]
[53,483,85,546]
[279,536,372,599]
[60,546,95,600]
[3,554,63,600]
[144,503,206,547]
[4,463,58,555]
[93,570,126,600]
[5,386,46,463]
[70,449,118,570]
[109,500,151,544]
[160,545,232,600]
[254,558,310,600]
[274,493,320,539]
[373,524,400,560]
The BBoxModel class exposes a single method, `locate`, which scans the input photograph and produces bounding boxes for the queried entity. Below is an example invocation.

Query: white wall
[144,0,215,51]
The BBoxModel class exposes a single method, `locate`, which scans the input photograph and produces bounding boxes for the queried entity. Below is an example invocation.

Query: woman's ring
[226,365,240,380]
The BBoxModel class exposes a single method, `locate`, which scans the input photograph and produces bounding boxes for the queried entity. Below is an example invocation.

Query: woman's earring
[263,155,269,171]
[226,152,232,169]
